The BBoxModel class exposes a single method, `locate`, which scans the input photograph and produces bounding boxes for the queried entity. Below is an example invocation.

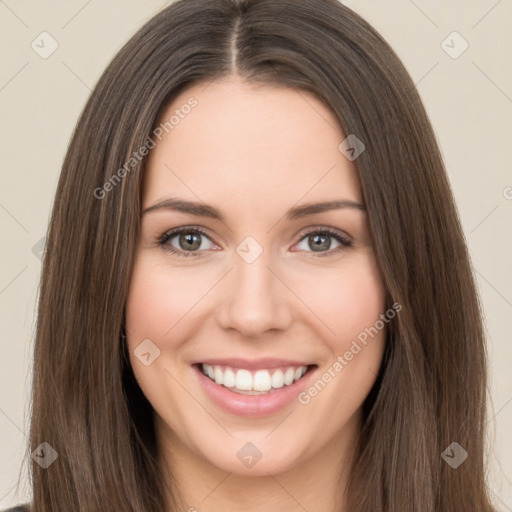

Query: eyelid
[158,225,219,250]
[294,224,352,243]
[291,226,352,258]
[158,224,352,258]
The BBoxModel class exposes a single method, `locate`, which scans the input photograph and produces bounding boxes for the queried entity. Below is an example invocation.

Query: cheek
[124,256,204,411]
[125,257,208,342]
[337,263,386,341]
[293,256,387,436]
[125,263,168,339]
[292,253,387,345]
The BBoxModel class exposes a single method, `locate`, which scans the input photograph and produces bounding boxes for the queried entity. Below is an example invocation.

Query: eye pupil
[309,233,330,252]
[180,232,201,251]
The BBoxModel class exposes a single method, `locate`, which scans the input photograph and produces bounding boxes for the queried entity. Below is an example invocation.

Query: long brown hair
[24,0,496,510]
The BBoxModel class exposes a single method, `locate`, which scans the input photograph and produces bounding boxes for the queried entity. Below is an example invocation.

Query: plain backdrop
[1,0,511,509]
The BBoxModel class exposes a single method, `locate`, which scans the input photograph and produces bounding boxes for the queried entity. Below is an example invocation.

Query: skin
[125,75,387,512]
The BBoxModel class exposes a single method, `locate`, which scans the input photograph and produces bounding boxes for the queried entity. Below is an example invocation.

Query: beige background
[1,0,511,509]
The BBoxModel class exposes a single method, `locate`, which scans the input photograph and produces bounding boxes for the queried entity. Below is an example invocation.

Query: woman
[6,0,497,510]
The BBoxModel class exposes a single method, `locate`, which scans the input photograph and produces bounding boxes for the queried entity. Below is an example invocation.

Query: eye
[157,227,217,258]
[157,226,352,258]
[293,227,352,257]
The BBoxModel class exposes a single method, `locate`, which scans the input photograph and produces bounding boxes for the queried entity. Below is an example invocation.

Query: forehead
[143,77,362,216]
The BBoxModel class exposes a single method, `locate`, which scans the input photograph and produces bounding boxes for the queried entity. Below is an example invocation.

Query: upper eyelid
[295,225,351,240]
[162,225,217,244]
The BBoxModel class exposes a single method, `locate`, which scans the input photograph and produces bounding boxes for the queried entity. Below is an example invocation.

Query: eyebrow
[142,197,366,221]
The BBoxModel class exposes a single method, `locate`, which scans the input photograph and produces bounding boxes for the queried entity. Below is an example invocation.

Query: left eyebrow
[141,198,366,221]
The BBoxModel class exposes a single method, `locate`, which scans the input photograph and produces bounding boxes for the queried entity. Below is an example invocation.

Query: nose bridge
[234,245,274,302]
[215,236,292,336]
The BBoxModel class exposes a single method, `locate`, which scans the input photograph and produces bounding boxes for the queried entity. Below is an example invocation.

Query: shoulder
[2,505,30,512]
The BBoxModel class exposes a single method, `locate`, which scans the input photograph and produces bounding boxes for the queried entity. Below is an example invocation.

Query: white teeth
[214,366,223,385]
[284,368,295,385]
[223,368,236,387]
[235,369,252,390]
[271,369,284,388]
[253,370,272,391]
[201,364,309,392]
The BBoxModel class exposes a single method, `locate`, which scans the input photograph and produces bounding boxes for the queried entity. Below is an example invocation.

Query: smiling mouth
[196,363,317,395]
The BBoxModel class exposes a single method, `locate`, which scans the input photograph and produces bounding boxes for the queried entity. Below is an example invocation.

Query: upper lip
[191,358,315,370]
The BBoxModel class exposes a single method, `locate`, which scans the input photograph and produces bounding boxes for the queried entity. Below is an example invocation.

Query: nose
[215,249,293,338]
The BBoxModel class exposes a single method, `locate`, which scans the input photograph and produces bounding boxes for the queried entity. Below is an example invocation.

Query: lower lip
[193,365,317,417]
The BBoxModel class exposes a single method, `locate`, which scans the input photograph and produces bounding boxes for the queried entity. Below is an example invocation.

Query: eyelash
[157,225,352,259]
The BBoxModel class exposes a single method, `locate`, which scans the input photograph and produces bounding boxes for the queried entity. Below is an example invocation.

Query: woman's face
[126,76,387,476]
